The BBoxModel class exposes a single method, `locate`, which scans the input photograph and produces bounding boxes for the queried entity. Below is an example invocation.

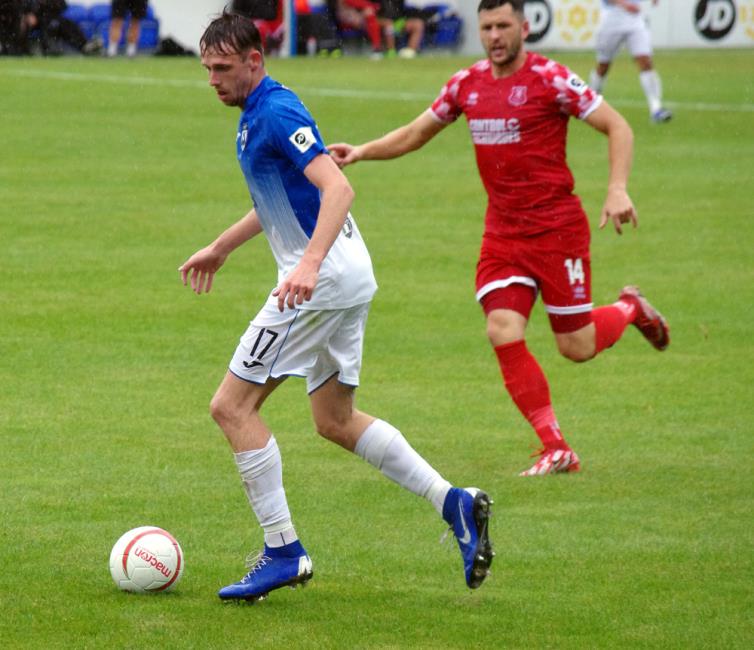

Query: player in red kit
[329,0,669,476]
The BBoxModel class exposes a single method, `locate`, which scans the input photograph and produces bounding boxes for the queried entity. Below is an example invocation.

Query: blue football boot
[442,487,494,589]
[218,540,313,602]
[652,108,673,123]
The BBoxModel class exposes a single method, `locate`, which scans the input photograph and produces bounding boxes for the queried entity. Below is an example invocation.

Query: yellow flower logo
[556,0,601,44]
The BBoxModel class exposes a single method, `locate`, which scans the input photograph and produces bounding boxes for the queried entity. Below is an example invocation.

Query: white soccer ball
[109,526,184,593]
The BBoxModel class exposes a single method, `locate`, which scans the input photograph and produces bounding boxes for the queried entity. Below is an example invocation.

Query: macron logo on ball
[134,546,173,578]
[289,127,315,153]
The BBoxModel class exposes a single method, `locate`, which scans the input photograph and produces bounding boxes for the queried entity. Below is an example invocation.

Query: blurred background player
[589,0,672,123]
[330,0,670,476]
[21,0,102,55]
[295,0,341,56]
[233,0,284,54]
[107,0,147,57]
[0,0,26,54]
[334,0,385,58]
[378,0,425,58]
[180,11,493,601]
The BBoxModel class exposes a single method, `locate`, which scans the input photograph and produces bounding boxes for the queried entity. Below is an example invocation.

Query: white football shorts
[229,301,370,393]
[595,20,652,63]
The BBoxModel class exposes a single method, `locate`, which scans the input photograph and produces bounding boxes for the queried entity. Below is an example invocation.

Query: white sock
[589,69,605,94]
[126,42,137,57]
[234,436,298,548]
[639,70,663,114]
[107,41,117,57]
[354,419,451,515]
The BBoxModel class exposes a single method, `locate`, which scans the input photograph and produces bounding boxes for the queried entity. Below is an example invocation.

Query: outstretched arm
[179,209,262,294]
[584,101,638,235]
[329,110,447,167]
[272,153,355,311]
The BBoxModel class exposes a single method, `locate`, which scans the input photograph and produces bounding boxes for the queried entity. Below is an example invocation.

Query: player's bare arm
[179,209,263,294]
[329,110,446,167]
[272,153,355,311]
[585,101,638,235]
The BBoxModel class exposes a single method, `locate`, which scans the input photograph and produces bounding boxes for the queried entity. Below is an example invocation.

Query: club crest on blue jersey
[508,86,528,107]
[239,124,249,151]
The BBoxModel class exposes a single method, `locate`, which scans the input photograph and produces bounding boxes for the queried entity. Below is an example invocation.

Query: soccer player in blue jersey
[178,11,494,602]
[589,0,672,123]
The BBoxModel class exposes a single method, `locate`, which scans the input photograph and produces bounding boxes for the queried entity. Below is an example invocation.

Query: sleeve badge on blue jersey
[289,126,316,153]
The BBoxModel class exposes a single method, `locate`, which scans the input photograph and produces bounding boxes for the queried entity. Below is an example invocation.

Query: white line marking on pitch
[3,68,754,112]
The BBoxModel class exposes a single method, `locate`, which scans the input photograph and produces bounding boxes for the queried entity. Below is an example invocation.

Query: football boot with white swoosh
[218,541,313,603]
[442,487,494,589]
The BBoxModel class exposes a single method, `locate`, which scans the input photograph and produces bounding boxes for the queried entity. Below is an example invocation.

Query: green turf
[1,49,753,648]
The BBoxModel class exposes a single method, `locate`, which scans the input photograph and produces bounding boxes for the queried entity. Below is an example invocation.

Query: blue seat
[88,3,111,24]
[138,19,160,48]
[421,3,452,16]
[78,20,96,40]
[432,16,462,48]
[63,3,95,39]
[62,3,88,23]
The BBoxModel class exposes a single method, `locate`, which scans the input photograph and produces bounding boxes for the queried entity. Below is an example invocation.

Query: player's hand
[272,257,320,311]
[599,187,638,235]
[620,0,641,13]
[178,246,226,294]
[328,143,360,168]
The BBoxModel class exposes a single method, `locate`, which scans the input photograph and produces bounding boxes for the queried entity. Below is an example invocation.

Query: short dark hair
[478,0,525,15]
[200,10,263,56]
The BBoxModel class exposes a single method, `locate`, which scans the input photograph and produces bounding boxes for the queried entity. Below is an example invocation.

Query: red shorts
[476,227,593,333]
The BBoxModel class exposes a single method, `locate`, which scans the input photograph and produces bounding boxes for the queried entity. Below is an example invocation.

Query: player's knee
[209,393,227,425]
[313,413,349,444]
[560,348,592,363]
[486,313,525,346]
[557,339,594,363]
[210,391,241,428]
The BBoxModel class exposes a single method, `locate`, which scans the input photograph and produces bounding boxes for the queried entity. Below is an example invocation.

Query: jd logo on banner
[695,0,736,40]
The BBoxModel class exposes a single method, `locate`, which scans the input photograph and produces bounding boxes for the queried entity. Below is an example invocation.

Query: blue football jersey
[236,76,376,310]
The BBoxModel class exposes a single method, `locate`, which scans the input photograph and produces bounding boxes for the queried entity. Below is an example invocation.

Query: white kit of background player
[589,0,672,123]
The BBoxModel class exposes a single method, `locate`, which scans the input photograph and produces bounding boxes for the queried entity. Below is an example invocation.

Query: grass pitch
[1,49,753,648]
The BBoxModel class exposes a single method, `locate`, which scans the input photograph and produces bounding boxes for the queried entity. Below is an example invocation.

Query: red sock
[494,340,569,450]
[591,300,636,355]
[364,14,382,50]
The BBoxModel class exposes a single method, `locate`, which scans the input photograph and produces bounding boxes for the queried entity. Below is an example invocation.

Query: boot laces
[241,550,271,582]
